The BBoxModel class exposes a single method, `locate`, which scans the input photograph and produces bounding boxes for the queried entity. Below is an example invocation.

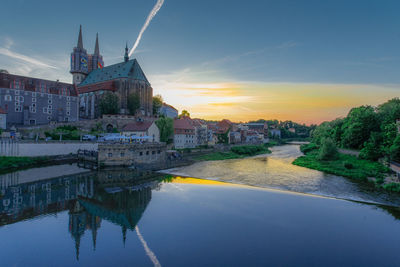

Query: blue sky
[1,0,399,123]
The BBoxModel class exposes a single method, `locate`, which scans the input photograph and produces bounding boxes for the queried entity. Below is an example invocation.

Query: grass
[0,156,50,173]
[195,144,272,161]
[293,144,390,181]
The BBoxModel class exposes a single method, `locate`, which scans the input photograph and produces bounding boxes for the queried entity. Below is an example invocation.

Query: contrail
[135,226,161,267]
[129,0,164,57]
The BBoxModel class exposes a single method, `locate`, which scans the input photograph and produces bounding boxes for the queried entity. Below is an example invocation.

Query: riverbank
[292,144,400,192]
[194,144,272,161]
[0,155,77,174]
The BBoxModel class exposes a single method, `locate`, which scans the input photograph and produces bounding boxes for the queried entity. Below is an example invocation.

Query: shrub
[343,162,353,169]
[300,143,318,154]
[317,138,338,161]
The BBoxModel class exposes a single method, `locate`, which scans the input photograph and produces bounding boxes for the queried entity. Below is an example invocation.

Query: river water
[1,148,400,266]
[163,144,400,206]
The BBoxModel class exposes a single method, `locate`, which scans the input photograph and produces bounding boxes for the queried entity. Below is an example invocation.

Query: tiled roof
[79,59,149,86]
[123,121,154,132]
[174,117,195,130]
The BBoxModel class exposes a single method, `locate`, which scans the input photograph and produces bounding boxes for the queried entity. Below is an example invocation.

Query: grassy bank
[195,144,272,161]
[293,144,392,188]
[0,156,53,174]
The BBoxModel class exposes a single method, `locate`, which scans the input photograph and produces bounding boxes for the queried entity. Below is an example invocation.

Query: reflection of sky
[1,1,400,124]
[2,181,400,266]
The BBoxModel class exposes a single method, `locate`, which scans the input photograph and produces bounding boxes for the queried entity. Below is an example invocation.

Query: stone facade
[98,143,166,167]
[0,73,78,127]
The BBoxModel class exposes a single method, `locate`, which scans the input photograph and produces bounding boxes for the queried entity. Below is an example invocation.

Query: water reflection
[0,167,163,261]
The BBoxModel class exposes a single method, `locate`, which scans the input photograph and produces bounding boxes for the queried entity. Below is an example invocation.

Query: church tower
[70,25,89,85]
[88,33,104,72]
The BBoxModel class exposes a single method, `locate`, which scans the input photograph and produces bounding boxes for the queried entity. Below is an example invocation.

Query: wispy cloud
[0,46,57,69]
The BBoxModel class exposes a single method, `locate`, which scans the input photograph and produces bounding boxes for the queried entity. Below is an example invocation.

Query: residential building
[270,129,281,139]
[159,103,178,118]
[0,107,6,129]
[174,117,196,149]
[192,119,208,146]
[0,72,78,127]
[122,120,160,143]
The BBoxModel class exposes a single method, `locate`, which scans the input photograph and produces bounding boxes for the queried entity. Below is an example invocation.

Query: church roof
[79,59,149,87]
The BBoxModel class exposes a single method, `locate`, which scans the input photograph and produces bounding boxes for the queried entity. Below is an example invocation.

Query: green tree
[155,117,174,143]
[127,93,141,115]
[317,137,338,160]
[179,110,190,118]
[359,132,384,161]
[341,106,380,149]
[377,98,400,125]
[152,94,163,115]
[311,122,333,145]
[99,92,119,115]
[389,135,400,162]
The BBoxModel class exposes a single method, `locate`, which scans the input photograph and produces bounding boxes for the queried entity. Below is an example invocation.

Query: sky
[0,0,399,125]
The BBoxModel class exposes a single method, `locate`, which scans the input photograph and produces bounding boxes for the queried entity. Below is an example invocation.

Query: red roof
[123,121,154,132]
[174,117,195,130]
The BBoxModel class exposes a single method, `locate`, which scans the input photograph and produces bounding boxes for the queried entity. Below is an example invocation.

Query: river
[163,144,400,206]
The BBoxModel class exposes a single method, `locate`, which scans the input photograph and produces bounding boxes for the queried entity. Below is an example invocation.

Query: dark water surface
[0,165,400,266]
[164,145,400,206]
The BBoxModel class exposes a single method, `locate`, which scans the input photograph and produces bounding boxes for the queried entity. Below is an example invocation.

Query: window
[66,111,70,116]
[32,103,36,108]
[43,107,48,113]
[48,105,52,110]
[29,106,36,113]
[4,95,11,101]
[15,89,20,95]
[152,151,155,155]
[48,99,52,104]
[47,116,51,120]
[139,152,143,156]
[120,153,125,157]
[67,96,70,101]
[29,119,36,125]
[157,150,161,154]
[146,151,149,155]
[32,92,36,97]
[15,106,22,112]
[67,101,70,106]
[64,117,69,122]
[48,109,52,114]
[108,153,112,157]
[32,97,36,103]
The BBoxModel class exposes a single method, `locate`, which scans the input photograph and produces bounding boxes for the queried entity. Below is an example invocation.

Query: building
[174,117,196,149]
[0,107,6,129]
[270,128,281,139]
[192,119,208,146]
[122,120,160,143]
[71,26,153,119]
[0,72,78,127]
[159,103,178,118]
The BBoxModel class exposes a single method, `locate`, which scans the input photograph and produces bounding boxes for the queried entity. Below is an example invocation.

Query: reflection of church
[0,169,158,260]
[71,26,153,119]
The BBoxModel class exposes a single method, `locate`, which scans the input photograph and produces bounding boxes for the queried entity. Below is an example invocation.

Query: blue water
[0,167,400,266]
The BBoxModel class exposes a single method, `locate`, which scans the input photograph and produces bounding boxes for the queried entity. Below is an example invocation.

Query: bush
[317,138,338,161]
[300,143,318,154]
[343,162,353,169]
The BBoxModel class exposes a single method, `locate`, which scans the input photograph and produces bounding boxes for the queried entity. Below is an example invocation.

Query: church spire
[77,25,83,49]
[124,42,129,62]
[94,33,99,55]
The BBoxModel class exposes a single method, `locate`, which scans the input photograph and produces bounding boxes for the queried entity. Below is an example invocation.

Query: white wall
[0,141,98,156]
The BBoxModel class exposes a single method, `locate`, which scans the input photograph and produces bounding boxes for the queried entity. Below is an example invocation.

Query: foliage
[293,149,390,181]
[310,98,400,162]
[152,94,163,115]
[178,110,190,118]
[155,117,174,142]
[91,122,104,134]
[217,132,229,144]
[0,156,49,173]
[383,183,400,192]
[45,126,81,141]
[300,143,318,154]
[317,138,338,161]
[56,125,77,131]
[389,135,400,162]
[359,132,384,161]
[343,162,353,169]
[127,93,141,115]
[231,145,270,155]
[99,92,119,115]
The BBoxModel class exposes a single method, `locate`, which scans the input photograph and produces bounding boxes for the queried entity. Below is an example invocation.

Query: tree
[179,110,190,118]
[359,132,384,161]
[152,94,163,115]
[127,93,141,115]
[155,117,174,143]
[99,92,119,115]
[317,137,338,160]
[340,106,380,149]
[389,135,400,162]
[311,122,333,146]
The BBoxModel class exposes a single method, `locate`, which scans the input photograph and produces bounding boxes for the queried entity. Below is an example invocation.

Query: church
[71,25,153,119]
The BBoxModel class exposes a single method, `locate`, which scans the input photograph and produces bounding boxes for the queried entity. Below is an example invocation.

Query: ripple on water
[163,145,400,206]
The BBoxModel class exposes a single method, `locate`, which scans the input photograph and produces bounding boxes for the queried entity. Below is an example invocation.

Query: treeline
[250,119,316,138]
[311,98,400,162]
